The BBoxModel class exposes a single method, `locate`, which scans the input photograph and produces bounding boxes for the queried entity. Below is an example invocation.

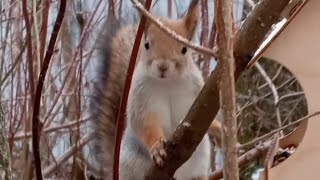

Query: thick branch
[146,0,290,178]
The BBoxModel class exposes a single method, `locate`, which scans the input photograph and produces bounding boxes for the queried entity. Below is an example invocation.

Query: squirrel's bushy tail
[89,18,134,178]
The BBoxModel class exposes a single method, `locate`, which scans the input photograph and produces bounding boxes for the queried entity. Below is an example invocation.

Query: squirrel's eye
[181,47,187,55]
[144,42,150,50]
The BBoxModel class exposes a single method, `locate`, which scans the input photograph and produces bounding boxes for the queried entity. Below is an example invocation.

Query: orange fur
[208,120,222,149]
[136,112,164,149]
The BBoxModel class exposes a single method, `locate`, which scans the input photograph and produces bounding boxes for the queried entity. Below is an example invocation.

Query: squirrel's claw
[150,138,167,167]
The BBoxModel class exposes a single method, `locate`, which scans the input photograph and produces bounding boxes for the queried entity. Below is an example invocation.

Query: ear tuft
[183,0,199,40]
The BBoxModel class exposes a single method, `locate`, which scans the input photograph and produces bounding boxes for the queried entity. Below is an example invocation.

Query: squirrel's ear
[182,0,199,40]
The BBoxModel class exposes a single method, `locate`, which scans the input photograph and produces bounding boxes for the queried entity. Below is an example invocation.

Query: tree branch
[209,140,271,180]
[22,0,35,102]
[32,1,67,179]
[113,1,152,180]
[215,0,239,179]
[43,134,94,177]
[131,0,216,57]
[239,111,320,150]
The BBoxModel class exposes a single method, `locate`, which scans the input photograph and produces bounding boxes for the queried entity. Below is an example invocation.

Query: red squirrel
[90,0,222,179]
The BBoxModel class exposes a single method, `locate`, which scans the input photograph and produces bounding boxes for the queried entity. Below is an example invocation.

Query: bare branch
[32,1,67,179]
[254,62,279,104]
[113,1,153,180]
[209,140,271,180]
[254,62,283,134]
[22,0,35,102]
[215,0,239,179]
[13,117,90,141]
[239,111,320,149]
[43,134,94,177]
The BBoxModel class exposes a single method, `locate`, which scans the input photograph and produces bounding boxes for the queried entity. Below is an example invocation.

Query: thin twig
[254,62,282,134]
[254,62,279,105]
[42,0,103,126]
[31,1,67,179]
[278,92,304,104]
[131,0,216,57]
[13,117,89,141]
[209,140,271,180]
[43,133,94,177]
[22,0,35,102]
[39,0,50,61]
[262,133,279,180]
[239,111,320,149]
[0,43,27,87]
[113,1,153,180]
[108,0,115,19]
[258,65,283,90]
[200,0,210,78]
[236,76,297,117]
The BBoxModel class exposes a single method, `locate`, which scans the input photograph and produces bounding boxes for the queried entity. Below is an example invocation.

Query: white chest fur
[127,61,202,138]
[125,62,211,179]
[143,78,198,137]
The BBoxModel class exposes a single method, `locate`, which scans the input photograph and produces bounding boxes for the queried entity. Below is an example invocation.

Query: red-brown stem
[39,0,50,62]
[231,2,236,34]
[112,1,152,179]
[208,1,217,48]
[42,0,103,126]
[31,0,67,179]
[200,0,209,78]
[200,0,208,48]
[201,0,217,78]
[168,0,172,17]
[108,0,115,19]
[22,0,35,102]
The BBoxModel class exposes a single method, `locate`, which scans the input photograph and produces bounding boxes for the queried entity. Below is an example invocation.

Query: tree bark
[215,0,239,179]
[0,104,11,180]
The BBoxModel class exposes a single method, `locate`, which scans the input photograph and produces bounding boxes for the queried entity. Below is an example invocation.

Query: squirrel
[89,0,223,179]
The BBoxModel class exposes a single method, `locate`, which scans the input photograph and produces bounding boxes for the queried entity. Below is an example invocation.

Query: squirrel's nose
[158,63,169,72]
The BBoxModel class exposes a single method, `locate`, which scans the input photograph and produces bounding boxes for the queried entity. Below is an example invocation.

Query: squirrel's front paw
[149,138,167,167]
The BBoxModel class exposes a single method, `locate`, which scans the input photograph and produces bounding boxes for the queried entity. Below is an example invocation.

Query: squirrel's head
[138,0,199,81]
